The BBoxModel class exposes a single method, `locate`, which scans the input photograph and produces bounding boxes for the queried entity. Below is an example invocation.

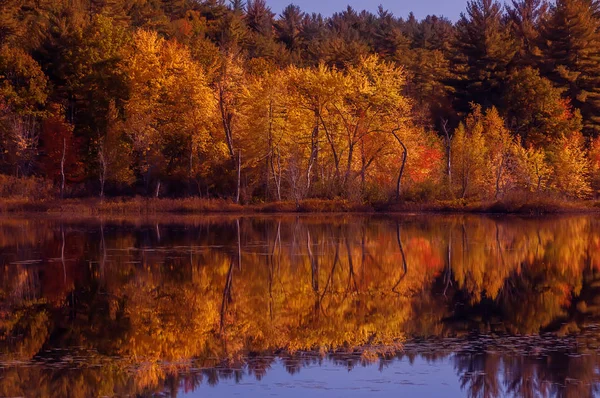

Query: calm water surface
[1,214,600,397]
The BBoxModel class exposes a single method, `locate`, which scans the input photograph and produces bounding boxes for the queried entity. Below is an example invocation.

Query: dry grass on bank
[381,195,600,215]
[0,197,373,215]
[0,195,598,215]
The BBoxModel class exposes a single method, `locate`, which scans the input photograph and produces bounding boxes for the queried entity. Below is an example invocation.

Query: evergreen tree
[246,0,273,36]
[275,5,304,51]
[540,0,600,136]
[217,1,247,51]
[319,7,371,68]
[371,6,410,60]
[244,0,280,60]
[450,0,517,114]
[412,15,454,52]
[507,0,548,67]
[297,12,327,65]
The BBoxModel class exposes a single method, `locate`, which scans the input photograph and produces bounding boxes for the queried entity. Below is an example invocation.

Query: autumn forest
[2,0,600,204]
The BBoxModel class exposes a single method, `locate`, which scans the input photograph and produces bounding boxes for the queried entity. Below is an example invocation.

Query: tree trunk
[236,150,241,204]
[391,129,407,201]
[219,86,235,161]
[441,119,452,190]
[266,101,273,200]
[189,136,194,195]
[495,159,505,199]
[155,180,161,198]
[236,218,242,270]
[99,141,106,200]
[270,145,282,201]
[61,137,66,199]
[307,114,320,192]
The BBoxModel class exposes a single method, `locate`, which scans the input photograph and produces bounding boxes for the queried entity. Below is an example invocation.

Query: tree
[215,51,247,202]
[275,5,305,51]
[507,0,548,67]
[451,0,517,114]
[318,7,371,69]
[246,0,274,36]
[97,101,134,198]
[403,48,453,127]
[513,144,552,192]
[547,131,592,198]
[121,30,216,196]
[590,136,600,196]
[370,6,410,60]
[238,69,295,201]
[333,55,412,198]
[451,105,487,198]
[505,67,582,147]
[244,0,281,60]
[0,44,48,176]
[69,15,130,178]
[285,63,346,197]
[39,104,83,197]
[540,0,600,136]
[481,107,518,198]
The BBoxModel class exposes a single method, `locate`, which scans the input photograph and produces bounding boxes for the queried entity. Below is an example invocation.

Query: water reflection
[1,215,600,397]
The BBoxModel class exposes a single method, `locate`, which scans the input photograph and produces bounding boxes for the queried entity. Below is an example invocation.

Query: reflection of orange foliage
[0,215,600,371]
[591,236,600,270]
[407,237,443,270]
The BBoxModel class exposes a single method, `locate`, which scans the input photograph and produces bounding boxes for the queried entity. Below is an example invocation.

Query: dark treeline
[1,0,600,202]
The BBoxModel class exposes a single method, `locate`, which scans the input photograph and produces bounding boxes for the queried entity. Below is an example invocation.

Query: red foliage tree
[39,105,84,196]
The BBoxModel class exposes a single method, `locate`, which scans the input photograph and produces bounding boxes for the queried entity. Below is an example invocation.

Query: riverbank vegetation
[1,193,598,214]
[1,0,600,207]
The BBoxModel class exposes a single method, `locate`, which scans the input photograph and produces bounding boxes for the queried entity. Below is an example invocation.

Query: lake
[1,214,600,397]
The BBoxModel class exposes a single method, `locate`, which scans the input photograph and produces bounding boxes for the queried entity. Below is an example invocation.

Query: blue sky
[266,0,470,21]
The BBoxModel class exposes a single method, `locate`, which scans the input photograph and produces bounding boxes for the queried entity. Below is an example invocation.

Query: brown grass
[0,195,597,215]
[0,197,373,215]
[0,175,55,200]
[381,195,599,215]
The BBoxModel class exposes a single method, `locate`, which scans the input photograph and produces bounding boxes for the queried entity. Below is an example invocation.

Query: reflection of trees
[0,215,600,396]
[453,350,600,398]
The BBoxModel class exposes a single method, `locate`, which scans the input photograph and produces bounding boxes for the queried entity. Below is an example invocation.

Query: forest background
[2,0,600,210]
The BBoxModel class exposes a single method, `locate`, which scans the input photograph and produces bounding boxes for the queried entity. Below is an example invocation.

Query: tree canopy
[1,0,600,201]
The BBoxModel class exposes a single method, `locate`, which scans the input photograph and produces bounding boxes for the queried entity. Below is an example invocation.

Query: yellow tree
[513,144,552,193]
[238,67,300,201]
[286,63,347,197]
[482,107,517,199]
[214,52,247,202]
[285,56,417,201]
[120,30,216,196]
[120,30,163,195]
[590,136,600,197]
[547,132,592,199]
[159,39,216,189]
[451,105,487,199]
[336,55,412,199]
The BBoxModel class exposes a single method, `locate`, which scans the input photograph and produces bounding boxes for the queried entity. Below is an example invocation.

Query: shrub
[0,175,55,200]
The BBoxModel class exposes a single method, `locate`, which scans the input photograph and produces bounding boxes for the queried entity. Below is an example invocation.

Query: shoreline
[0,197,599,216]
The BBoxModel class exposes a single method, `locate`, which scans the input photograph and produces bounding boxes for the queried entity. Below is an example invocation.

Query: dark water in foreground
[2,214,600,397]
